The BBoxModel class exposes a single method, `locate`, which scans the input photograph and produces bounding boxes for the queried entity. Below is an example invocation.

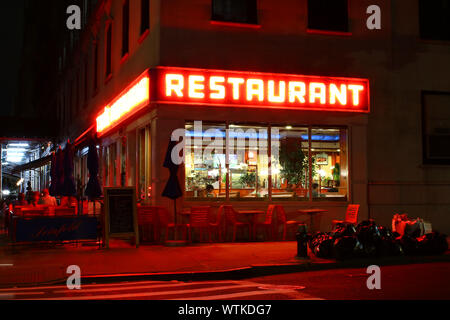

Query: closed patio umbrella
[55,147,64,196]
[62,141,76,197]
[85,142,102,200]
[162,139,183,242]
[49,151,57,196]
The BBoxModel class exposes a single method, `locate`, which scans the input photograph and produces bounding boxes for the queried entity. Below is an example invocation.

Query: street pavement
[0,279,319,300]
[1,262,448,300]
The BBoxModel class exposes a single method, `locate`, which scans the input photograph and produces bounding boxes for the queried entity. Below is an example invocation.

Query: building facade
[55,0,450,233]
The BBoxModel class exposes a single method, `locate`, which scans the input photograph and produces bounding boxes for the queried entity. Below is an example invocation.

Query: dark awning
[11,155,52,173]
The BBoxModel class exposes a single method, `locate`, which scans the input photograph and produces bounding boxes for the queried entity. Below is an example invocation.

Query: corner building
[56,0,450,233]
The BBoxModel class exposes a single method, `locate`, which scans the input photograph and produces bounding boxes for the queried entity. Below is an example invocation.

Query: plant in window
[332,163,341,187]
[239,172,256,188]
[279,139,307,191]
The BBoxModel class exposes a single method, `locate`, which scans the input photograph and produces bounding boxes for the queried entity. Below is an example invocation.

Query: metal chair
[155,206,189,243]
[253,205,276,241]
[275,205,303,240]
[332,204,360,229]
[223,205,251,242]
[137,206,158,243]
[210,206,225,242]
[188,206,212,242]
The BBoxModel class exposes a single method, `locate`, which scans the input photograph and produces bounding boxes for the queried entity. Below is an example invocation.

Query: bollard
[296,224,309,258]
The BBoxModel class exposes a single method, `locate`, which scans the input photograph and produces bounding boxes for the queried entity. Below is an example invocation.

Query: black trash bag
[333,236,362,260]
[399,234,419,255]
[332,223,357,238]
[356,220,382,257]
[416,232,448,255]
[309,232,334,258]
[376,226,403,256]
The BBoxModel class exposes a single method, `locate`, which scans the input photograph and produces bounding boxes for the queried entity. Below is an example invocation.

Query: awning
[11,155,52,173]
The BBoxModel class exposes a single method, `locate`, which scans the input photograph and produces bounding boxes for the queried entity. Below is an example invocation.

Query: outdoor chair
[209,206,226,242]
[137,206,158,242]
[275,205,303,240]
[331,204,360,229]
[253,205,276,241]
[155,206,189,243]
[188,206,212,242]
[223,205,251,242]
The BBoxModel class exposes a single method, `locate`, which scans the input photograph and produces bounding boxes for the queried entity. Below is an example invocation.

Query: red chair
[210,206,225,242]
[188,206,212,242]
[253,205,276,241]
[223,205,251,242]
[332,204,360,228]
[155,206,189,243]
[275,205,303,240]
[137,206,158,242]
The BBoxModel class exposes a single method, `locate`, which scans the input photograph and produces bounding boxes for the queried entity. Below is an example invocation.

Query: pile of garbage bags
[308,220,448,260]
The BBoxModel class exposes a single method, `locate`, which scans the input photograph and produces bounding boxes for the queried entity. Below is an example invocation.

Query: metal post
[0,144,2,200]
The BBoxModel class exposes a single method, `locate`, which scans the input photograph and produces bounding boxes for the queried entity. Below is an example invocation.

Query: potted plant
[239,172,256,188]
[279,138,307,191]
[332,163,341,187]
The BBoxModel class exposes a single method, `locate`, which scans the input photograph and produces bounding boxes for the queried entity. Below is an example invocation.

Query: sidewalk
[1,237,449,288]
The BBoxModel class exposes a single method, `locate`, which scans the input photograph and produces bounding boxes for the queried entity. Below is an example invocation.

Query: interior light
[8,143,29,147]
[2,190,10,196]
[285,126,293,130]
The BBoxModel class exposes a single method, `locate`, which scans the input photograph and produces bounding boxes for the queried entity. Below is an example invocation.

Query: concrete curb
[2,253,449,288]
[78,252,450,284]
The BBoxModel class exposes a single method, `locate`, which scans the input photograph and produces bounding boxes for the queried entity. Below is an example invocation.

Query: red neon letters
[96,72,150,135]
[157,67,369,112]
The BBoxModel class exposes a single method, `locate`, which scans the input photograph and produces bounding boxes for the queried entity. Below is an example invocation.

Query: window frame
[421,90,450,165]
[306,0,350,35]
[184,121,350,203]
[211,0,259,26]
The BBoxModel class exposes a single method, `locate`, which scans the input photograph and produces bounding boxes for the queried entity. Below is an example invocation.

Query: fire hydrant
[296,224,310,258]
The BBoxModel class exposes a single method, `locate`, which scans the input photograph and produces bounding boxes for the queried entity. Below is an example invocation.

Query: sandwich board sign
[104,187,139,248]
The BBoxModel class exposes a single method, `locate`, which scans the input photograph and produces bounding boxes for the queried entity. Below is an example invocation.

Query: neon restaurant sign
[96,67,370,135]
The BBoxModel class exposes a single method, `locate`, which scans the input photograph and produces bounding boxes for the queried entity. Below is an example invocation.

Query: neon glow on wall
[155,67,370,112]
[96,71,150,135]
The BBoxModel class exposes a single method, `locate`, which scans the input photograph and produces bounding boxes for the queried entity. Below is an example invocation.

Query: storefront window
[184,122,348,202]
[311,128,348,201]
[185,123,227,199]
[228,125,268,200]
[271,126,310,201]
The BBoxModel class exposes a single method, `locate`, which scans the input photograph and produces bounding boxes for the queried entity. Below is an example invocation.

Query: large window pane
[228,125,268,200]
[311,128,348,201]
[271,126,309,200]
[185,122,227,199]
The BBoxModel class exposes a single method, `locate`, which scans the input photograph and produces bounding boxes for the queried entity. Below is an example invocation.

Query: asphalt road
[0,262,448,300]
[249,262,450,300]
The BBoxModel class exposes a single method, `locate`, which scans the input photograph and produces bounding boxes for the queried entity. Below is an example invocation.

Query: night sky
[0,1,25,116]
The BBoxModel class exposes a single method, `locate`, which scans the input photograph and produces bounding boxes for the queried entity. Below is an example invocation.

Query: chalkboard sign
[104,187,139,248]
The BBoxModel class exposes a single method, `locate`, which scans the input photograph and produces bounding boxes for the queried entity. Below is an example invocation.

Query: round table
[297,208,328,232]
[237,210,265,240]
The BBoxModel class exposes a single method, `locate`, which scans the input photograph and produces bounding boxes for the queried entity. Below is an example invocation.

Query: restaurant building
[55,0,450,233]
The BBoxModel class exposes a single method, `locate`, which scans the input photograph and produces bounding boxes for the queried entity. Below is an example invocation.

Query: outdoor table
[237,210,265,240]
[297,208,328,232]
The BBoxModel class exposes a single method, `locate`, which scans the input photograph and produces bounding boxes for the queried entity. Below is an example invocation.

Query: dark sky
[0,1,25,116]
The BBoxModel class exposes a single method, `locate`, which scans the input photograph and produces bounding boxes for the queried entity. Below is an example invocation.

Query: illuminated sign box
[153,67,370,113]
[96,67,370,135]
[96,70,150,136]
